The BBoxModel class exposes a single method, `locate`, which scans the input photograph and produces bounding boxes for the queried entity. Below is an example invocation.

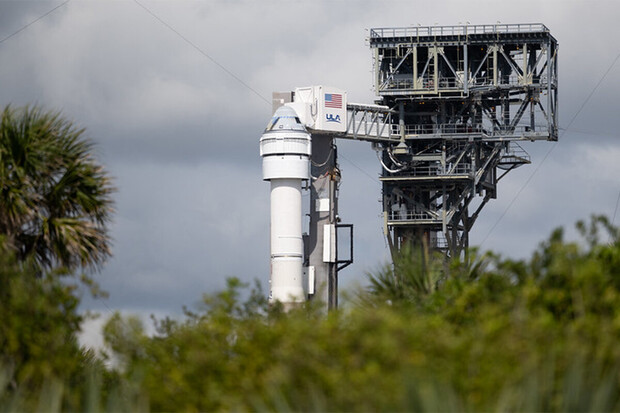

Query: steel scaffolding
[365,23,558,258]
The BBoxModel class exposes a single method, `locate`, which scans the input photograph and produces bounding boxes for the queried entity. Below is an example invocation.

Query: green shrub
[4,216,620,411]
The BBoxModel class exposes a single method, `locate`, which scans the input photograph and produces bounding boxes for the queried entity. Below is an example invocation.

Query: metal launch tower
[371,23,558,258]
[261,23,558,309]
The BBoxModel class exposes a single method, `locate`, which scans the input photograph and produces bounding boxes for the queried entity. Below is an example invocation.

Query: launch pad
[262,24,558,309]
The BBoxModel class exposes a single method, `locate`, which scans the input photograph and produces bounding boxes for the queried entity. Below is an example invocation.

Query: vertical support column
[374,47,380,93]
[553,43,558,138]
[433,46,439,94]
[530,90,536,131]
[528,45,536,80]
[502,92,510,129]
[462,210,469,254]
[451,209,459,258]
[522,43,528,84]
[308,135,338,311]
[328,176,338,309]
[413,46,418,90]
[442,182,448,236]
[493,45,498,86]
[399,102,406,143]
[546,41,552,134]
[463,44,469,94]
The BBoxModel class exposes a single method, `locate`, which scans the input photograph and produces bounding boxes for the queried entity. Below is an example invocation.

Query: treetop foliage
[96,215,620,411]
[0,105,114,272]
[2,213,620,411]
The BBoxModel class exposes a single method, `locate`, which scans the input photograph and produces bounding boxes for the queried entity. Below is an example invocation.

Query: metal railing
[380,78,415,90]
[370,24,549,39]
[380,75,548,92]
[345,104,393,140]
[440,164,472,175]
[500,142,531,165]
[493,124,549,136]
[388,210,440,222]
[388,122,549,138]
[386,163,472,177]
[392,123,483,136]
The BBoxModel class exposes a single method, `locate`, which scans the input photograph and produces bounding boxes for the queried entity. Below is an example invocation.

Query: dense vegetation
[3,216,620,411]
[97,216,620,411]
[2,105,620,411]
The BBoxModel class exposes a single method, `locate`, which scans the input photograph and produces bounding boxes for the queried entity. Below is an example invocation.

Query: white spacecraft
[259,105,311,305]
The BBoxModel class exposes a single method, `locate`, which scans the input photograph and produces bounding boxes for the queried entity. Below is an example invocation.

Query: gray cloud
[1,0,619,316]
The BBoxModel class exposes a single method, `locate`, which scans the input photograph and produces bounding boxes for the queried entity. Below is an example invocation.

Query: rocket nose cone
[265,105,307,133]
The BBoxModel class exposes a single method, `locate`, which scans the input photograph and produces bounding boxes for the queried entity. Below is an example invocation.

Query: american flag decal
[325,93,342,109]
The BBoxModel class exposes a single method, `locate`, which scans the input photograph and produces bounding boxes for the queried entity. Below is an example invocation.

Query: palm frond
[0,105,114,272]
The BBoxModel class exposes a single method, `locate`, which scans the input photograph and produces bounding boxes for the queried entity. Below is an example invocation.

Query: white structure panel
[271,257,305,303]
[262,155,309,181]
[270,179,304,256]
[269,179,305,303]
[259,134,311,157]
[322,224,336,263]
[288,86,348,133]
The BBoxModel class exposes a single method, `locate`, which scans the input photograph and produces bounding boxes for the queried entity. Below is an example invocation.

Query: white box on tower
[288,85,347,133]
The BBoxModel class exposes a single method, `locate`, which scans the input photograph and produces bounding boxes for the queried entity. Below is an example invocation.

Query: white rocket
[259,105,311,306]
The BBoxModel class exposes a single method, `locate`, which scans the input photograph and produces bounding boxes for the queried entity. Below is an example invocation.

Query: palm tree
[0,105,114,271]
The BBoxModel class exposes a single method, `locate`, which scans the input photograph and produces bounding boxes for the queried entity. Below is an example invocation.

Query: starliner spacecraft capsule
[259,105,311,306]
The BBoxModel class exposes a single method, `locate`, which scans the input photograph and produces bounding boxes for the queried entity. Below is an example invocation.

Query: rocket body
[259,105,311,305]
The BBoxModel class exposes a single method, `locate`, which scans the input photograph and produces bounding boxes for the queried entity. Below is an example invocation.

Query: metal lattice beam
[365,23,557,259]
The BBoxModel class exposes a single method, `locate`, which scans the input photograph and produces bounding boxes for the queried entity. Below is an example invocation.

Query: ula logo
[326,114,341,123]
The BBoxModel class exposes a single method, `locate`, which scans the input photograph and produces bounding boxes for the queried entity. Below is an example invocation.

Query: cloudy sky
[1,0,619,326]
